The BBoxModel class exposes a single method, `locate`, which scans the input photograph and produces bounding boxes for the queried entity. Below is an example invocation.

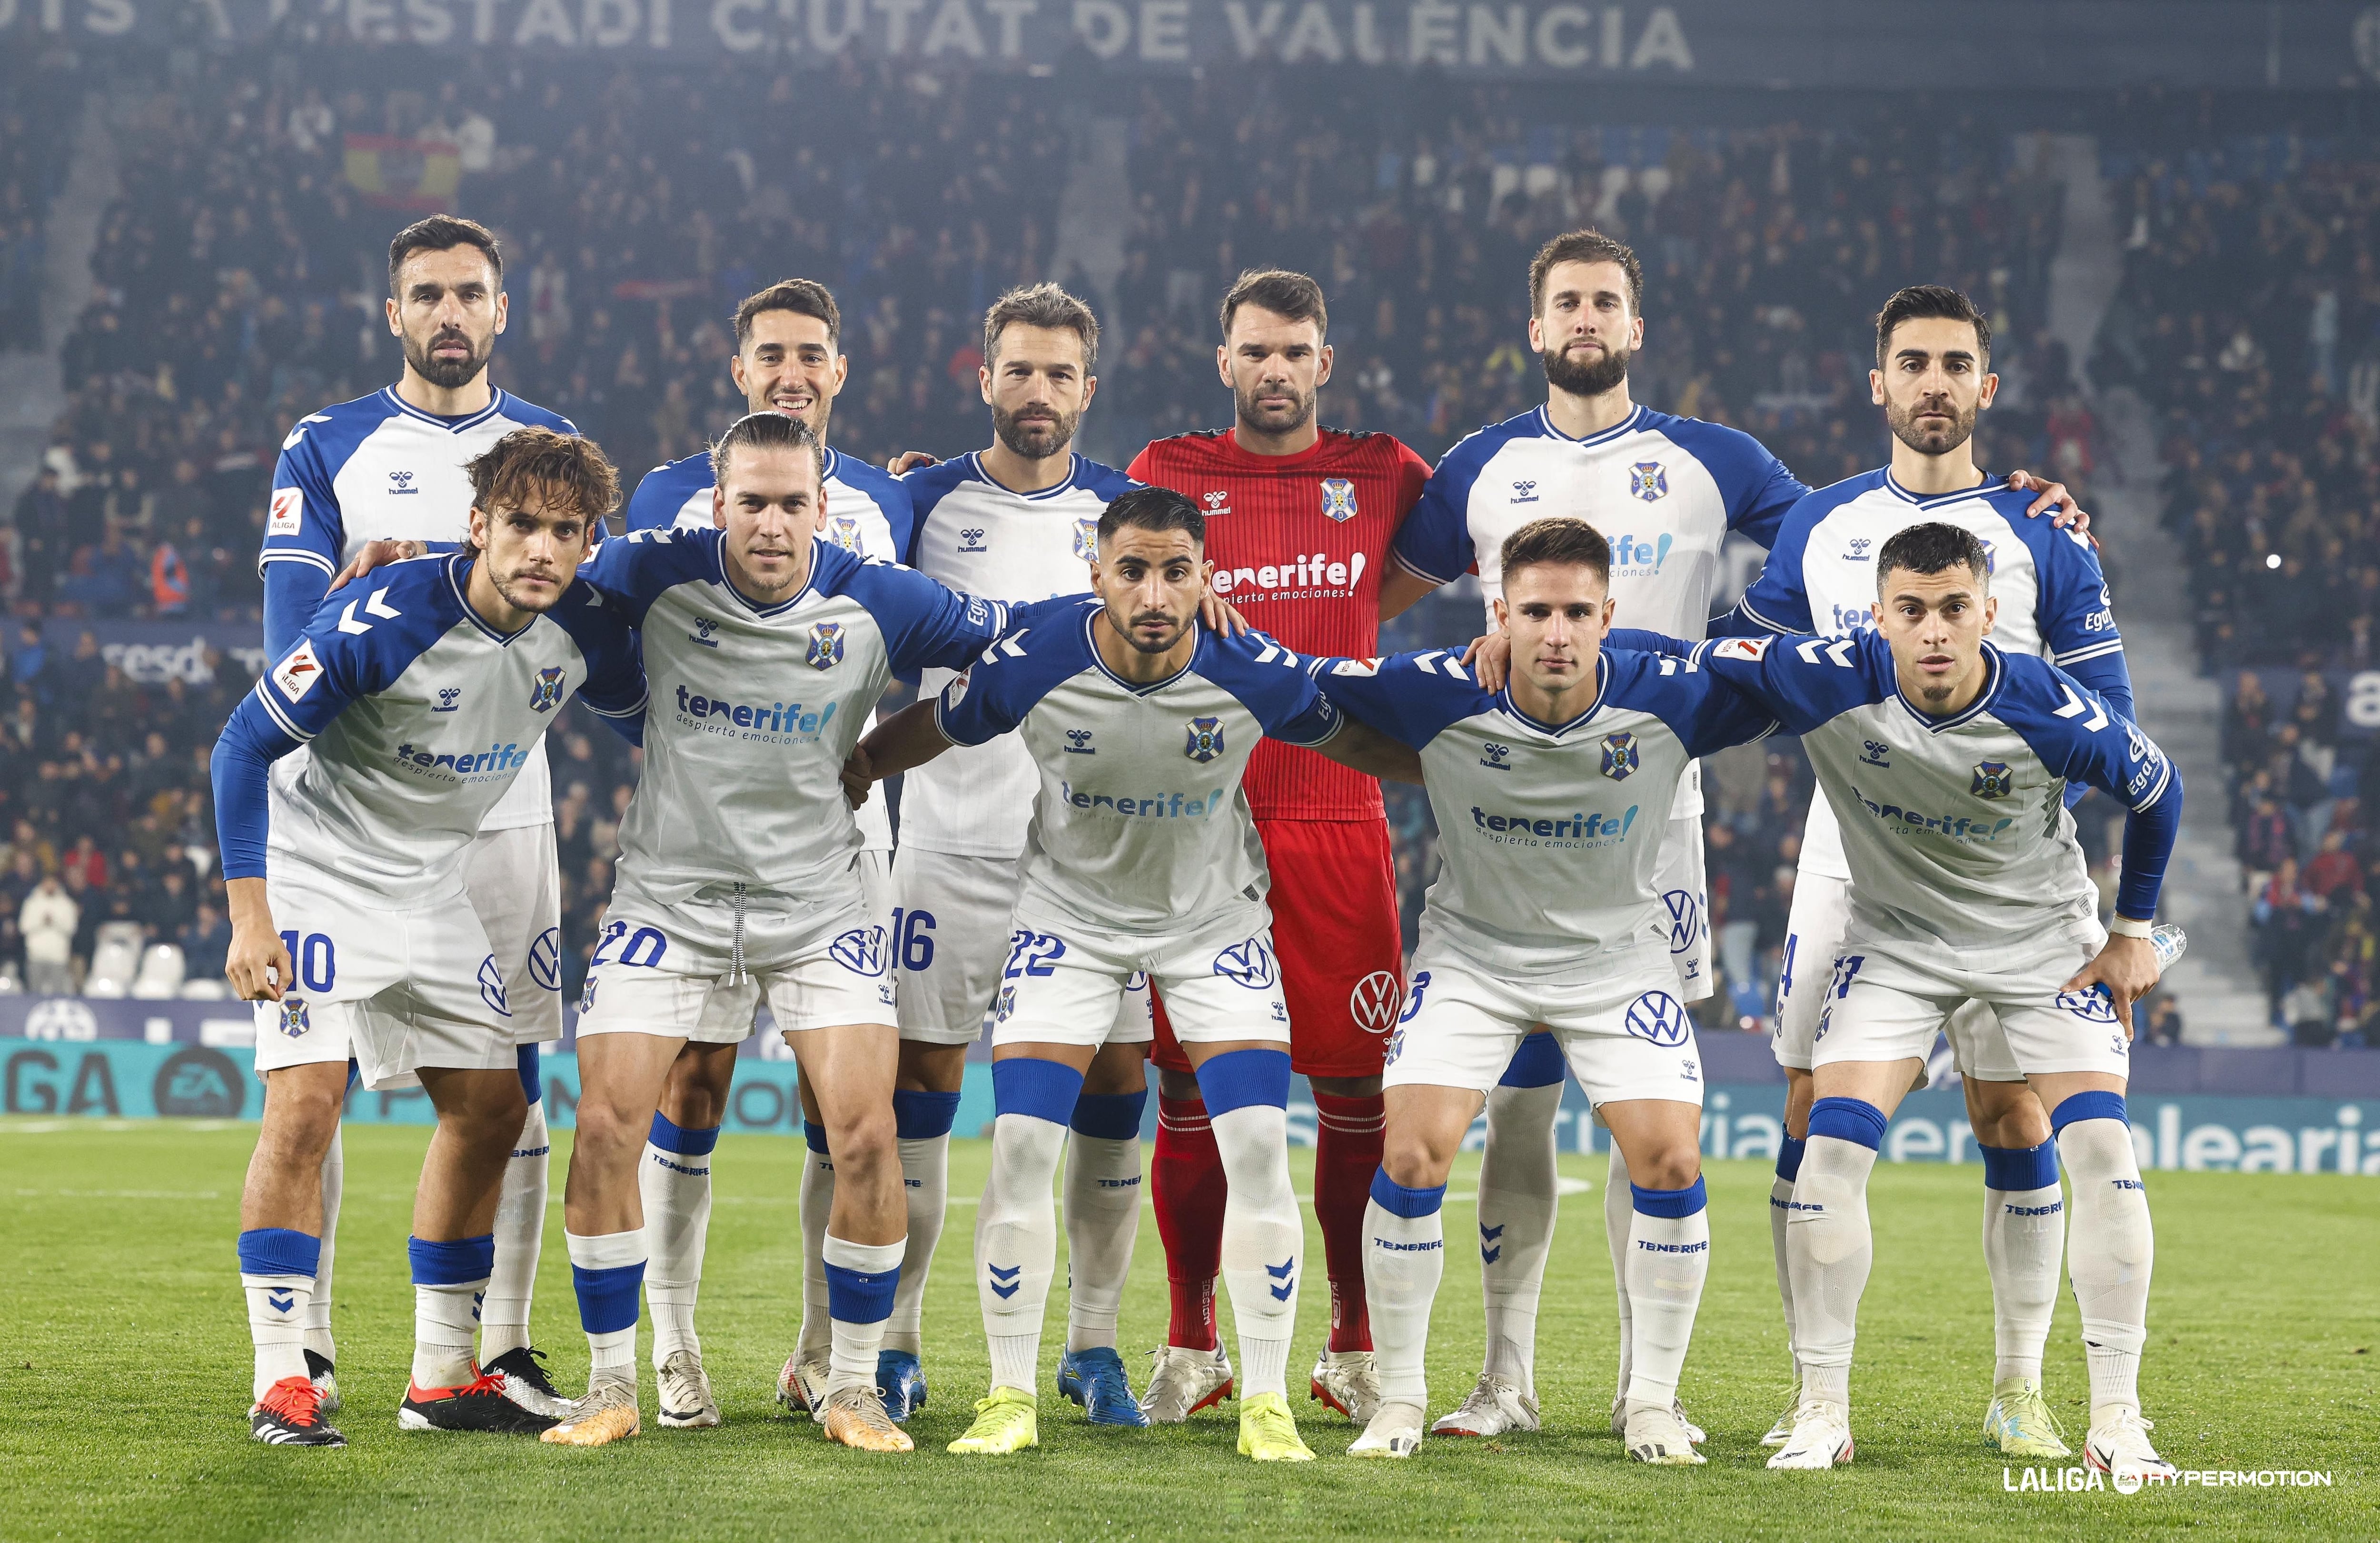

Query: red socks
[1152,1093,1225,1351]
[1311,1088,1386,1354]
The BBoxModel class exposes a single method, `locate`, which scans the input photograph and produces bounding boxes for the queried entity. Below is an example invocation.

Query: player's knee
[1629,1143,1701,1193]
[1380,1134,1453,1191]
[1782,1071,1815,1138]
[260,1075,344,1155]
[1966,1082,2048,1149]
[827,1105,899,1168]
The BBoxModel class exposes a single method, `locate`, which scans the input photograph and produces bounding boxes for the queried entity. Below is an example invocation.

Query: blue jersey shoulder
[1735,470,1890,633]
[1600,646,1782,757]
[1637,408,1809,541]
[1312,649,1492,749]
[495,389,578,436]
[581,522,721,622]
[825,446,918,549]
[623,451,713,533]
[934,597,1100,747]
[1073,455,1140,503]
[1392,409,1543,583]
[1190,629,1341,747]
[1986,649,2173,813]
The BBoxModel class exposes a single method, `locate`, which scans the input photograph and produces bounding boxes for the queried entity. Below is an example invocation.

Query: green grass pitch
[1,1117,2371,1540]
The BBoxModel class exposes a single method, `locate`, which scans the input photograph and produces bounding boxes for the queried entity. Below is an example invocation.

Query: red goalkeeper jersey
[1128,427,1429,822]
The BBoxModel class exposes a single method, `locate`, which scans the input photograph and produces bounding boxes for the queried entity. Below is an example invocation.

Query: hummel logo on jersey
[1847,537,1873,559]
[1510,479,1538,504]
[1212,937,1279,990]
[1480,741,1512,771]
[1320,477,1358,522]
[434,687,461,713]
[272,641,323,702]
[1063,729,1096,755]
[806,622,845,670]
[528,667,566,712]
[1628,461,1668,501]
[1860,740,1892,767]
[1202,491,1230,515]
[279,999,310,1037]
[691,617,720,648]
[388,470,418,495]
[958,527,989,552]
[1073,518,1098,561]
[1600,731,1639,780]
[1184,716,1225,763]
[1623,990,1690,1047]
[987,1264,1021,1299]
[1972,760,2014,799]
[1266,1257,1297,1298]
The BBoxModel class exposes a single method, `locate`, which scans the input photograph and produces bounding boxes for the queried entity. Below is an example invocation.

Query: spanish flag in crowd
[343,135,463,210]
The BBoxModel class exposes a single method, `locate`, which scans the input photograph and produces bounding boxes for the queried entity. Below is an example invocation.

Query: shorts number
[592,921,668,970]
[1827,954,1866,999]
[277,931,336,993]
[890,907,936,973]
[1002,930,1067,979]
[1778,934,1797,999]
[1398,969,1432,1024]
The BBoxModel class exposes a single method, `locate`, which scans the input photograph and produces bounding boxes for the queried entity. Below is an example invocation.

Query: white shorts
[989,909,1259,1051]
[462,822,565,1047]
[894,846,1148,1047]
[645,852,897,1045]
[250,864,516,1092]
[1384,939,1704,1107]
[1654,811,1712,1004]
[1811,916,2128,1080]
[575,857,897,1043]
[1772,871,2021,1081]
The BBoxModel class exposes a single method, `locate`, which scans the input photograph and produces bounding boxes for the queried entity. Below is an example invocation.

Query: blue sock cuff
[823,1262,899,1324]
[1497,1031,1566,1088]
[237,1227,321,1278]
[892,1088,963,1140]
[1193,1047,1292,1116]
[409,1234,496,1286]
[1368,1167,1446,1219]
[1775,1135,1807,1183]
[649,1110,722,1156]
[2052,1090,2127,1134]
[1069,1089,1148,1141]
[1808,1096,1888,1151]
[992,1057,1087,1125]
[803,1121,831,1155]
[1980,1140,2061,1191]
[516,1043,542,1105]
[1631,1177,1709,1218]
[571,1260,644,1334]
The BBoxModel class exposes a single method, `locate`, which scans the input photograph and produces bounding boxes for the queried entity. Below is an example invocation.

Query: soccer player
[1126,269,1429,1428]
[618,278,916,1428]
[1317,517,1781,1463]
[1382,229,2082,1442]
[1635,521,2180,1480]
[864,283,1160,1428]
[853,486,1418,1461]
[1709,285,2135,1454]
[217,428,644,1444]
[256,216,580,1421]
[541,412,1029,1453]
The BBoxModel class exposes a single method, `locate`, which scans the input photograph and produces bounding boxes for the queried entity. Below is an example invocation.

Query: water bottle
[2094,922,2186,1002]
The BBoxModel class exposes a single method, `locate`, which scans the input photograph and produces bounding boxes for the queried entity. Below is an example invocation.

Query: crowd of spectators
[2098,129,2380,1042]
[0,49,2114,1022]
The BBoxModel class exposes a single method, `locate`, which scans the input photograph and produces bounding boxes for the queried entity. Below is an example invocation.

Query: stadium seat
[178,977,229,1001]
[84,922,147,998]
[130,944,187,999]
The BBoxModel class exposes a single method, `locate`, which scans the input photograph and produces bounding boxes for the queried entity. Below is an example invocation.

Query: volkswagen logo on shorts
[478,954,512,1017]
[1661,889,1702,955]
[1349,969,1402,1034]
[1184,716,1225,764]
[2057,987,2119,1024]
[279,998,311,1037]
[529,927,562,992]
[831,926,888,977]
[1212,936,1279,989]
[806,622,845,670]
[1623,990,1689,1046]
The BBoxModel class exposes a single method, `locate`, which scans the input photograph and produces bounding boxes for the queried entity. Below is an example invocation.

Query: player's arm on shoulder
[2005,468,2087,531]
[568,610,649,747]
[1311,716,1424,785]
[870,562,1017,675]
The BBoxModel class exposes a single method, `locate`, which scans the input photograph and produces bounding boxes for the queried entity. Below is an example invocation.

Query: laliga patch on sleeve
[1331,657,1382,677]
[273,639,324,702]
[1708,637,1772,661]
[268,487,304,536]
[944,668,970,708]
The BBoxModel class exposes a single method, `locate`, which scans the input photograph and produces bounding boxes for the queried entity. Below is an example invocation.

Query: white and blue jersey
[933,601,1340,935]
[582,528,1023,907]
[1666,629,2179,955]
[1316,647,1778,976]
[261,385,579,831]
[212,554,645,906]
[900,452,1140,860]
[1717,471,2133,882]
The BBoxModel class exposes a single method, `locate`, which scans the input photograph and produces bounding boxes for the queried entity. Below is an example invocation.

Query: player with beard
[1126,270,1430,1431]
[1383,231,2084,1445]
[255,216,579,1425]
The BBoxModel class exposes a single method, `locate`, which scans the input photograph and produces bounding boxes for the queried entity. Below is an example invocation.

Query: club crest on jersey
[1971,760,2015,799]
[1623,990,1690,1046]
[1320,477,1358,522]
[273,640,324,702]
[278,999,310,1038]
[1073,518,1099,561]
[829,515,863,553]
[1600,731,1640,781]
[1628,461,1668,501]
[806,622,845,670]
[993,984,1017,1023]
[527,667,566,713]
[1184,716,1225,763]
